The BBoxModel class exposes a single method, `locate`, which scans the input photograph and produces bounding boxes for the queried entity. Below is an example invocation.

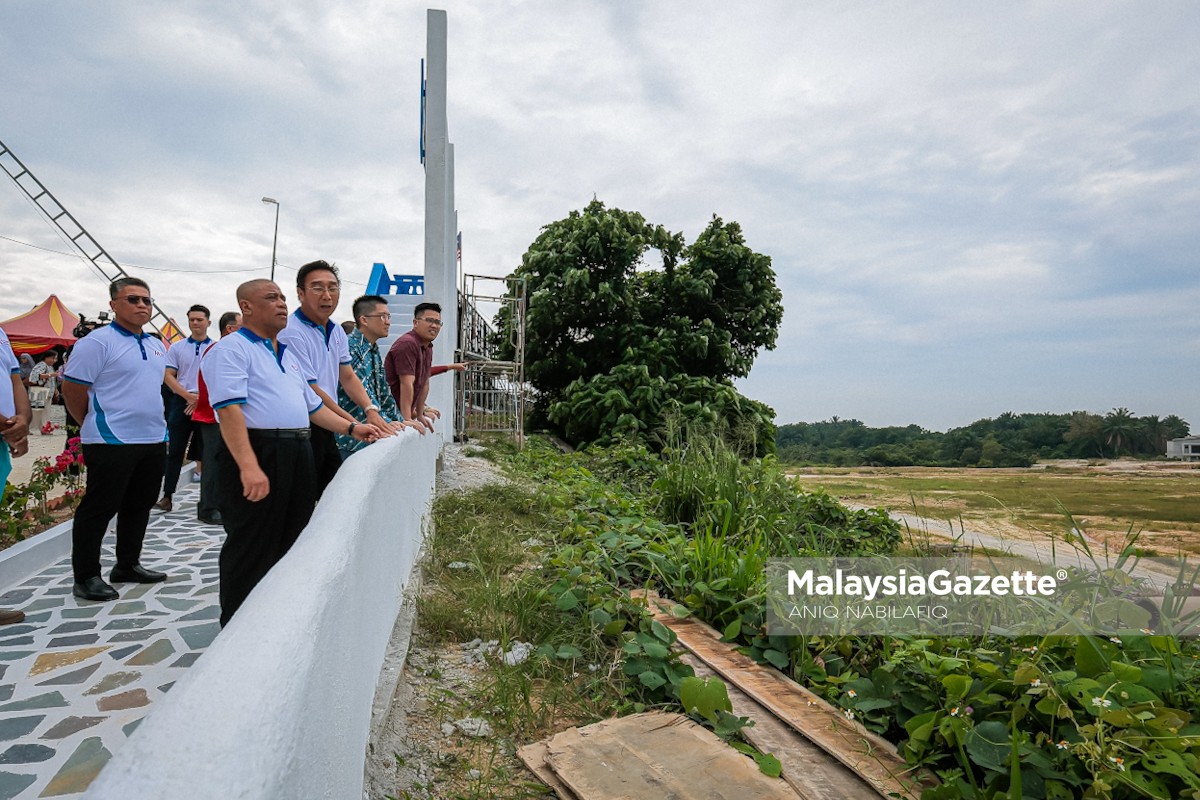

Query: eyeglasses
[418,317,443,327]
[362,313,391,321]
[305,283,340,295]
[120,296,154,306]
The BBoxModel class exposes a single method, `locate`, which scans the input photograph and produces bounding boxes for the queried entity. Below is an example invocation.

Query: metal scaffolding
[455,273,526,446]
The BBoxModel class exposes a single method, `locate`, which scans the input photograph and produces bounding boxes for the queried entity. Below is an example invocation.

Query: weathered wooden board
[635,590,937,800]
[543,711,800,800]
[682,654,879,800]
[516,739,580,800]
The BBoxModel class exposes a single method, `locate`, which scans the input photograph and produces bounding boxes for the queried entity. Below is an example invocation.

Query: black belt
[247,428,310,440]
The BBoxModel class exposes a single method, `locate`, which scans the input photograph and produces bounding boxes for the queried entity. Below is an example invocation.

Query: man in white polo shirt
[277,260,397,496]
[62,277,170,602]
[0,328,32,625]
[204,279,382,626]
[154,304,213,513]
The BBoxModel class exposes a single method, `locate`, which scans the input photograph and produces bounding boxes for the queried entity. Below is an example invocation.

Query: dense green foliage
[498,199,783,454]
[778,410,1191,467]
[501,433,1200,800]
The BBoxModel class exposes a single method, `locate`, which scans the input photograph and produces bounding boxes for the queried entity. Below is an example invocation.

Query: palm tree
[1064,411,1104,458]
[1164,414,1191,440]
[1102,408,1138,457]
[1140,415,1169,456]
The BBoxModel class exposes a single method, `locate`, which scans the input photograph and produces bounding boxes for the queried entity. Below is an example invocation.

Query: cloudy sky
[2,2,1198,431]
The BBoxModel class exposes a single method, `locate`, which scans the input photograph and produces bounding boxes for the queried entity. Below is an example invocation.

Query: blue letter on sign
[366,263,425,296]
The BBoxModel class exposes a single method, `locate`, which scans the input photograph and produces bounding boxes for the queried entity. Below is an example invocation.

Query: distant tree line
[776,409,1191,468]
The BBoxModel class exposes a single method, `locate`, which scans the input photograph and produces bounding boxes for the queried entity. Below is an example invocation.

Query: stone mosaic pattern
[0,480,221,798]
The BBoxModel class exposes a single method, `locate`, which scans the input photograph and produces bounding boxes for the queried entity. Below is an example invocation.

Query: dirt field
[788,459,1200,557]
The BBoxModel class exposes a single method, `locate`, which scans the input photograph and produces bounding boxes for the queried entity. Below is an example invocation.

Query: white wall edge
[83,430,438,799]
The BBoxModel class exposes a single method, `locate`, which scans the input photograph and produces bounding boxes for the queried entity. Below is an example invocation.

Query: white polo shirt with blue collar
[62,323,170,445]
[0,329,19,419]
[276,309,351,400]
[165,336,213,393]
[202,327,323,430]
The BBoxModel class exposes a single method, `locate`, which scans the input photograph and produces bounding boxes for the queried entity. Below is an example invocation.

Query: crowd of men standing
[2,263,452,627]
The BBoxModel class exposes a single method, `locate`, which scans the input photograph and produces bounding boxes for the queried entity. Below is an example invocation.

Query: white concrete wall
[84,428,438,799]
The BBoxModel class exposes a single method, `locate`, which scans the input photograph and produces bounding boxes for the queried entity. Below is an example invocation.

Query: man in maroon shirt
[384,302,442,432]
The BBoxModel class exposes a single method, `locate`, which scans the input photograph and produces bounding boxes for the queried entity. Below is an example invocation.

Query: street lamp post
[262,197,279,282]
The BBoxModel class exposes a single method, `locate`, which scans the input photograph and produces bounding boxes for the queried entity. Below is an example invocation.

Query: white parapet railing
[85,428,437,799]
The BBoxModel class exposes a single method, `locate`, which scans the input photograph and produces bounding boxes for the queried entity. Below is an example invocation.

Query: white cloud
[1,0,1198,430]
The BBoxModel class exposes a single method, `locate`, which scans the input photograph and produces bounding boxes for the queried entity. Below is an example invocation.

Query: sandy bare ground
[6,405,71,493]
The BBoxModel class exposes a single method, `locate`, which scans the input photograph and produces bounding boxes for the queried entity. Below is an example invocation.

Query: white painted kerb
[85,428,437,799]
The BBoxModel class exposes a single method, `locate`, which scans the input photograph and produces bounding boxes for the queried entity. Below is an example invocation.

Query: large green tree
[500,199,783,452]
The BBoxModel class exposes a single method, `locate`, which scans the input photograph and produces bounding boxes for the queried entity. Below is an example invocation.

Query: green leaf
[964,720,1010,773]
[854,698,894,713]
[1109,660,1142,683]
[723,617,742,641]
[1074,638,1109,678]
[555,590,580,611]
[642,641,671,660]
[602,619,627,636]
[555,645,583,660]
[638,670,667,690]
[1142,750,1200,788]
[754,752,782,778]
[680,676,733,722]
[941,674,971,701]
[650,619,673,643]
[762,649,789,670]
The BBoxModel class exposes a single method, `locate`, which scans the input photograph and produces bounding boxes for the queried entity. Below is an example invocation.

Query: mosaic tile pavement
[0,479,222,798]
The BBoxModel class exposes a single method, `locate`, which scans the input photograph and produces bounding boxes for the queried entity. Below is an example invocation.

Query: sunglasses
[120,295,154,306]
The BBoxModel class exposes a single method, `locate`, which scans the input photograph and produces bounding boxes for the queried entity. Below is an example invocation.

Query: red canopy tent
[0,295,80,356]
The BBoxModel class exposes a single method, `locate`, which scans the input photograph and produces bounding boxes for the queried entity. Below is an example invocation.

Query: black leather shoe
[109,564,168,584]
[74,576,119,601]
[197,512,222,526]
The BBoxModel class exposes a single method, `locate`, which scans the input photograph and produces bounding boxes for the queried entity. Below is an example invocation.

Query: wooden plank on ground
[682,654,879,800]
[516,739,579,800]
[634,590,937,800]
[543,711,800,800]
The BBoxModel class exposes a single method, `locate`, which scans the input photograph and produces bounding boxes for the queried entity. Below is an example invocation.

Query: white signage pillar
[423,9,458,437]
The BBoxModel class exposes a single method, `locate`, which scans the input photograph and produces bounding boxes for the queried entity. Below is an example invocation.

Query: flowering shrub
[40,420,59,435]
[1,437,86,542]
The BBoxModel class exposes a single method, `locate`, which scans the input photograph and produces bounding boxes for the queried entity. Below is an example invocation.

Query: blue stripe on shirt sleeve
[212,398,248,410]
[62,376,93,386]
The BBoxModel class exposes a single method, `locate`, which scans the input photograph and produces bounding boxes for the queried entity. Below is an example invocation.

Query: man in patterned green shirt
[336,295,417,456]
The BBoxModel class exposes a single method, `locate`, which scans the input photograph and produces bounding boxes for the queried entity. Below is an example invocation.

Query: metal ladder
[0,137,173,336]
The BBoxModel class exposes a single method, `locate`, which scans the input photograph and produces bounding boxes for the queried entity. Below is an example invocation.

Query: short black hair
[109,277,150,299]
[40,350,58,361]
[218,311,240,333]
[414,302,441,319]
[187,304,211,319]
[352,295,387,325]
[296,260,339,289]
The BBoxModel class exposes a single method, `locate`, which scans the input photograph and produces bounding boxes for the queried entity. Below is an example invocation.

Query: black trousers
[216,431,316,626]
[161,394,202,497]
[197,422,222,519]
[73,443,166,582]
[309,424,341,497]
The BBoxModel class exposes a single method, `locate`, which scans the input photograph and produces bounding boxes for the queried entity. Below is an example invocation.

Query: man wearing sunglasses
[62,278,170,602]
